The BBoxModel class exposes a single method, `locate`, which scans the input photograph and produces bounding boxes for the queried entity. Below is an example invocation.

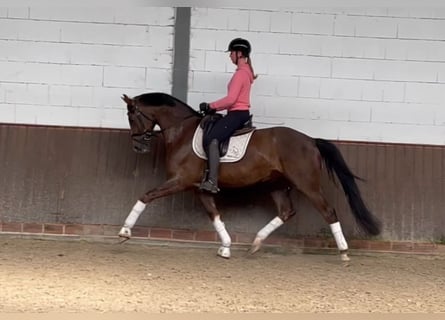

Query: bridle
[128,104,160,146]
[127,102,198,147]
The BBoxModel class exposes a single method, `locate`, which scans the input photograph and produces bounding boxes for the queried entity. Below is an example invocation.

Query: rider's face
[229,51,242,65]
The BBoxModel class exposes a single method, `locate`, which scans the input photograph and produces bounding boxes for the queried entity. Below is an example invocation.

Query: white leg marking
[118,200,146,238]
[213,216,231,247]
[123,200,146,228]
[250,217,284,254]
[256,216,284,241]
[330,221,348,251]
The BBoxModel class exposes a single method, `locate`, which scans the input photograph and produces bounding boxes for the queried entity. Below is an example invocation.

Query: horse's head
[122,94,157,154]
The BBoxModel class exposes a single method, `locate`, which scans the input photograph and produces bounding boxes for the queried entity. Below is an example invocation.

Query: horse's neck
[158,110,199,144]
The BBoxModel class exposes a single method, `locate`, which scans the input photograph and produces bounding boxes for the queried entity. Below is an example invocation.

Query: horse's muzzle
[132,142,151,154]
[131,132,154,153]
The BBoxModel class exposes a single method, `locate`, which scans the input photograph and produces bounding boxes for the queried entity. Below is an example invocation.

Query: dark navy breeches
[202,110,250,150]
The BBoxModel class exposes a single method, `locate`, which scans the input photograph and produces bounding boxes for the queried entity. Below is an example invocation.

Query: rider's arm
[209,69,248,111]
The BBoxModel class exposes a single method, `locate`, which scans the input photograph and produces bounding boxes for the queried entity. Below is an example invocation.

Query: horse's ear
[121,94,132,105]
[122,94,136,112]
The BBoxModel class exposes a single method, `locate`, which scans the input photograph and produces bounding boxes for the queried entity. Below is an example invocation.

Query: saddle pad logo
[192,126,254,163]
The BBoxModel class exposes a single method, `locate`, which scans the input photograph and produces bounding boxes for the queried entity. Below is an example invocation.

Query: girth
[200,114,255,156]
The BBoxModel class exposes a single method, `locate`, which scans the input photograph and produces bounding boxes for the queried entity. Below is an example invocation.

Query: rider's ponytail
[247,57,258,80]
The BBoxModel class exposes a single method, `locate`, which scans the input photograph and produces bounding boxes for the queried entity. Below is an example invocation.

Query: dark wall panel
[0,124,444,242]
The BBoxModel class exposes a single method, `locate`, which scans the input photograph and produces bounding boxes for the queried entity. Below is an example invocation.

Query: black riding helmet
[226,38,251,57]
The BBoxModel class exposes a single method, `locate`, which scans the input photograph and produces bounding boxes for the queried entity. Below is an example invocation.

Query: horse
[118,92,381,262]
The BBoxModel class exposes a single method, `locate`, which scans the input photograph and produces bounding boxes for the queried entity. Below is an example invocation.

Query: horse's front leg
[250,188,295,254]
[198,192,231,259]
[118,178,184,241]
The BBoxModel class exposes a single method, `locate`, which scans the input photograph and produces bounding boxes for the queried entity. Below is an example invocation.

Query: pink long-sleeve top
[209,63,254,112]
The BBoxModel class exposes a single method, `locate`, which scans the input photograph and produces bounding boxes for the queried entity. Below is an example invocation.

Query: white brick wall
[189,7,445,146]
[2,6,445,146]
[0,7,174,128]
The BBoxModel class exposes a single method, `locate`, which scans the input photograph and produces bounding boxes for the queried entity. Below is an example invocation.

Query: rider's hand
[199,102,211,115]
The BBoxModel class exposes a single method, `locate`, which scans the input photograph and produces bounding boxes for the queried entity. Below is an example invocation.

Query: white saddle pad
[192,126,255,163]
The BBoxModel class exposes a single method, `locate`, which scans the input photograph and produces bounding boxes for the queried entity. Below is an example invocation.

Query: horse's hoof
[340,252,350,262]
[249,237,262,255]
[249,245,261,255]
[118,227,131,239]
[217,246,231,259]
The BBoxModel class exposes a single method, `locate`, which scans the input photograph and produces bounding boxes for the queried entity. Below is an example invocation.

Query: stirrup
[199,180,220,194]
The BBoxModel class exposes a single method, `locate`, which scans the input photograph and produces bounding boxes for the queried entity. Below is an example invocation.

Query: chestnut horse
[118,92,381,261]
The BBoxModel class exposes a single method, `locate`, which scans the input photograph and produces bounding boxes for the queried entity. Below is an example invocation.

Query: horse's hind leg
[198,192,231,259]
[250,188,295,255]
[300,188,350,262]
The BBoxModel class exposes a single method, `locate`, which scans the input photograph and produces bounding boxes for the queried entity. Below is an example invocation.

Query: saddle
[200,114,255,156]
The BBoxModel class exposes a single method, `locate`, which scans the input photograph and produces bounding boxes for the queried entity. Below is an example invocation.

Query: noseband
[128,106,159,146]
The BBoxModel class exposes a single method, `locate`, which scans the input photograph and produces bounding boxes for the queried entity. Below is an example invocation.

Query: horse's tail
[315,138,381,236]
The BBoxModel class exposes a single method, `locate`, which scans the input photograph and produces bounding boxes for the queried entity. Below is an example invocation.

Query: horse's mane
[135,92,202,117]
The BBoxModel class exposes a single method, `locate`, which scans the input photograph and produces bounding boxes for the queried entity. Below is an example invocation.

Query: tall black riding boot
[200,139,220,194]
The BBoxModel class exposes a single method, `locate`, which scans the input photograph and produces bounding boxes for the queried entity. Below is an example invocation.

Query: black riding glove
[199,102,209,114]
[199,102,213,115]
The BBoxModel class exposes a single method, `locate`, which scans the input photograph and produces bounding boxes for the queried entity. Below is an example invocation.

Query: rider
[199,38,257,194]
